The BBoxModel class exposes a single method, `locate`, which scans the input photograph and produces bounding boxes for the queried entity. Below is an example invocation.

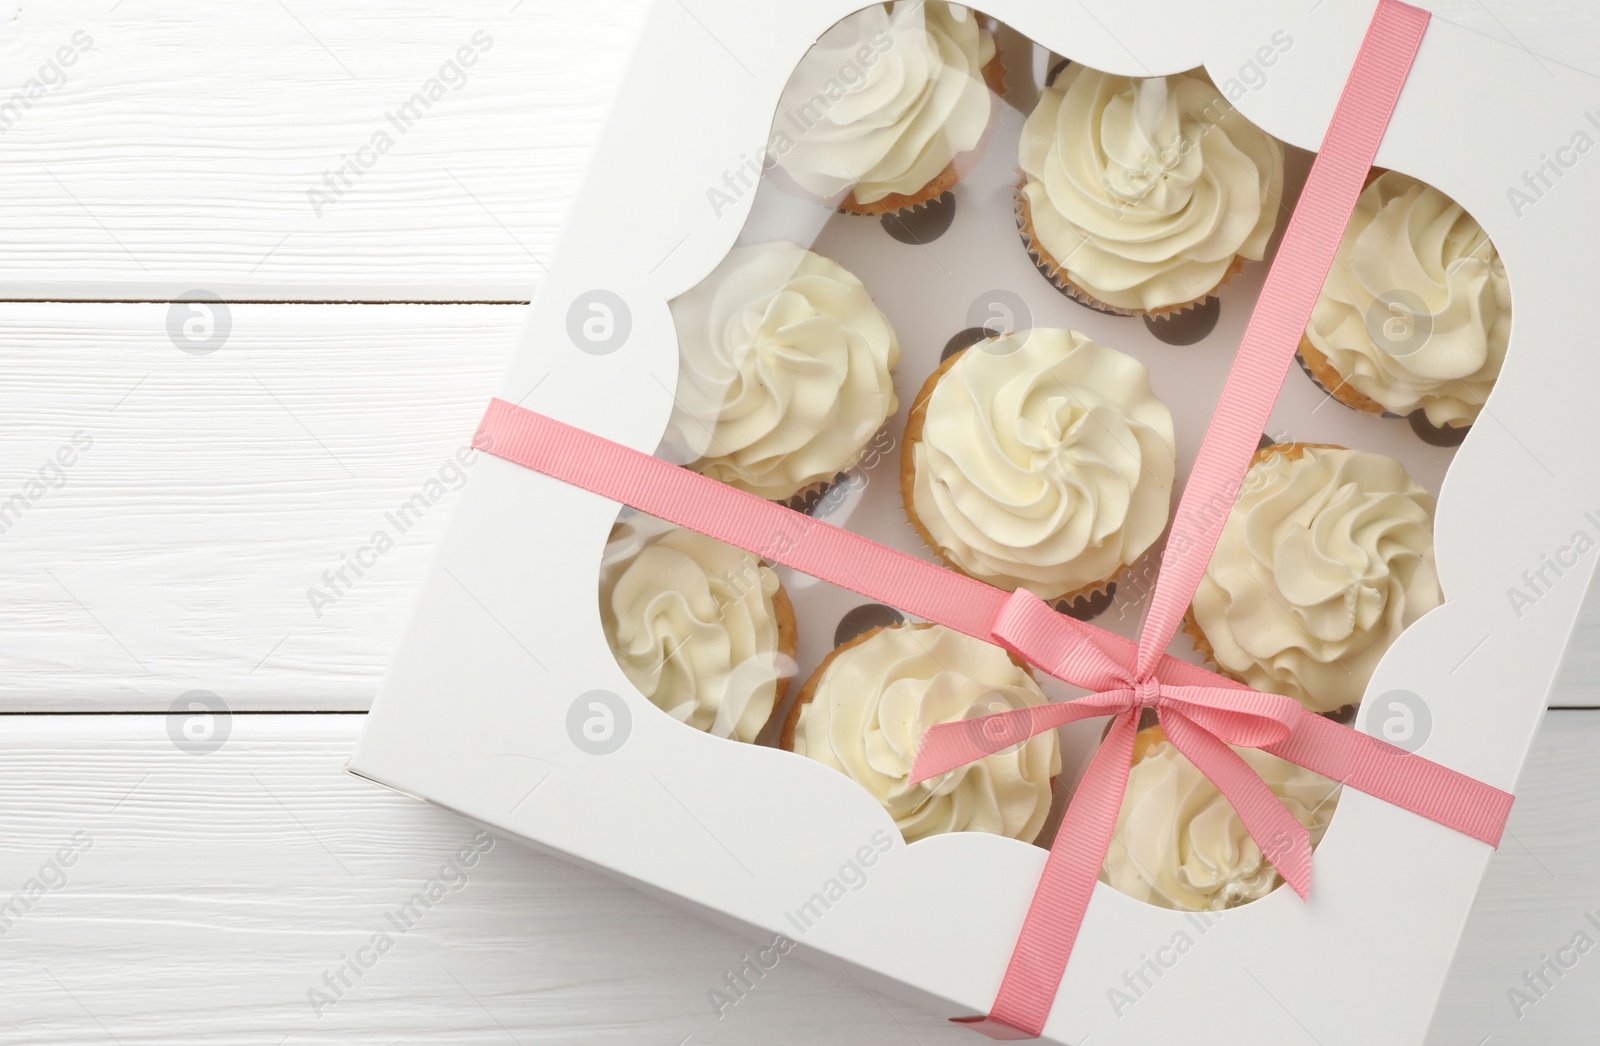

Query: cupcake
[1103,725,1341,912]
[902,328,1176,602]
[1184,443,1443,715]
[1017,66,1285,314]
[599,517,798,744]
[771,1,1002,215]
[781,623,1060,843]
[664,241,900,501]
[1299,171,1512,429]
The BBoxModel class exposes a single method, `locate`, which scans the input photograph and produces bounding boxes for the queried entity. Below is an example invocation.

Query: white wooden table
[2,2,1596,1042]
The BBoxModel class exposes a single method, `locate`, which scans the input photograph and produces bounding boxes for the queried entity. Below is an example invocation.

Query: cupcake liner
[899,345,1131,607]
[1298,333,1476,443]
[834,161,968,216]
[755,577,802,744]
[1296,334,1400,419]
[1014,174,1248,318]
[779,473,847,514]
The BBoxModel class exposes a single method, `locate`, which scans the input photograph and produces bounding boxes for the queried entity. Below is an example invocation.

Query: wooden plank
[0,0,1594,301]
[0,302,516,710]
[0,711,1591,1044]
[0,0,647,302]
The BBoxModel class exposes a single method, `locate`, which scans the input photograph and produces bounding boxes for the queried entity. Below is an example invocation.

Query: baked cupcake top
[666,241,900,500]
[599,519,792,744]
[1019,66,1284,312]
[1190,446,1443,714]
[774,1,995,206]
[1103,728,1340,911]
[790,624,1060,843]
[1306,171,1511,428]
[908,329,1175,599]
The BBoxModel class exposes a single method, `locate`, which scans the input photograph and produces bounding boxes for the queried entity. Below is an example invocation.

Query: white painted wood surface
[0,0,648,301]
[0,713,1588,1045]
[4,1,1598,1043]
[0,304,515,710]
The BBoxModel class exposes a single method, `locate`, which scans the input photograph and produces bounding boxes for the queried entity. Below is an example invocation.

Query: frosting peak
[600,518,792,743]
[774,2,996,205]
[1019,66,1284,311]
[1190,446,1443,714]
[909,329,1175,599]
[1306,171,1512,427]
[666,242,900,500]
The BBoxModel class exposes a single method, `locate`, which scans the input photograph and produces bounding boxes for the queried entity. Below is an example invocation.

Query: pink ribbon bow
[469,1,1514,1039]
[919,587,1316,900]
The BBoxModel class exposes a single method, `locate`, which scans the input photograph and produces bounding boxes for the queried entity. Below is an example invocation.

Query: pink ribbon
[470,1,1513,1038]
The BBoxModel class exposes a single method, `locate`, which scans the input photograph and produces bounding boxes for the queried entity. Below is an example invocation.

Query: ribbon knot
[1132,676,1161,710]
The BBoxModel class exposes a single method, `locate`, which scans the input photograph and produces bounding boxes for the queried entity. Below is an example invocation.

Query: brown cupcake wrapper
[1296,334,1394,418]
[1014,174,1248,318]
[1298,334,1474,435]
[761,576,801,740]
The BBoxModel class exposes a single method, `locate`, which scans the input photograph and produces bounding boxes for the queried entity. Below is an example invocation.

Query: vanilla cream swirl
[911,329,1175,599]
[774,2,995,205]
[599,519,791,744]
[1191,447,1443,714]
[792,625,1060,843]
[1103,732,1340,911]
[666,242,899,500]
[1020,67,1284,311]
[1306,172,1511,427]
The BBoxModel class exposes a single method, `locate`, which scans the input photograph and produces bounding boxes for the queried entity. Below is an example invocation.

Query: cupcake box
[349,1,1598,1042]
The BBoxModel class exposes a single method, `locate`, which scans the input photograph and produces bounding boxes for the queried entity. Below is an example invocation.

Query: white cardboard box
[350,2,1600,1041]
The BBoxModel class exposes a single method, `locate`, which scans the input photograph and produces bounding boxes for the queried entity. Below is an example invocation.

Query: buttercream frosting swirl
[792,624,1060,843]
[1191,447,1443,714]
[774,2,996,205]
[1019,66,1284,311]
[910,329,1175,599]
[600,518,791,744]
[1306,171,1511,427]
[666,241,900,500]
[1103,732,1340,911]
